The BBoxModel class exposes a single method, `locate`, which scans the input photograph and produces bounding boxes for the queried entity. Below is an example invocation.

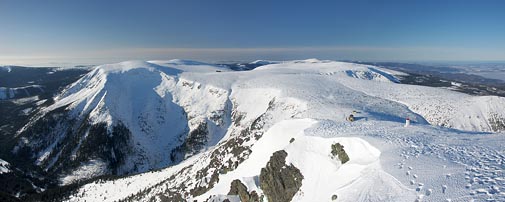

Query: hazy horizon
[1,0,505,65]
[2,55,505,68]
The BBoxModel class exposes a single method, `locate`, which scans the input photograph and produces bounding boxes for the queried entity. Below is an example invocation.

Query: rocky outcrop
[260,150,303,202]
[227,179,260,202]
[331,143,350,164]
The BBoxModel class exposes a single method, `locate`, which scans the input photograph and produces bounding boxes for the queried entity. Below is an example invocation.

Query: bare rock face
[227,179,260,202]
[260,150,303,202]
[331,143,350,164]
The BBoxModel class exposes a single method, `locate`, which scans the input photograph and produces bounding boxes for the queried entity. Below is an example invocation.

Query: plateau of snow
[44,59,504,202]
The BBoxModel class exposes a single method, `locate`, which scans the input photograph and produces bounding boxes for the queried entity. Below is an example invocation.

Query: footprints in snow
[450,146,505,200]
[341,118,505,201]
[399,152,450,202]
[397,136,505,201]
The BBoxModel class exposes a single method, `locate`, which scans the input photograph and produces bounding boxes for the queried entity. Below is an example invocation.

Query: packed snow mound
[287,136,414,202]
[0,159,10,174]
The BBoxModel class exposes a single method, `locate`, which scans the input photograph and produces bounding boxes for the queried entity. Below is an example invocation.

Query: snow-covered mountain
[11,59,505,201]
[13,60,232,185]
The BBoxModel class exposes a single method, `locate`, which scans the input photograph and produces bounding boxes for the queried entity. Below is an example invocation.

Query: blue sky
[1,0,505,65]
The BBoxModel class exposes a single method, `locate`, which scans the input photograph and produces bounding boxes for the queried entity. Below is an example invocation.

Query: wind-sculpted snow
[14,59,504,201]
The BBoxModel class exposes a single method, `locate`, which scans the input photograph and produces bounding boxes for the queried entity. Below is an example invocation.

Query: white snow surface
[61,159,108,185]
[250,60,279,65]
[0,158,10,174]
[56,59,505,202]
[0,85,44,100]
[0,66,12,72]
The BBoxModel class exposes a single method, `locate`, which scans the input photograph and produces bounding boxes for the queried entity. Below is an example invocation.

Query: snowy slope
[56,59,505,202]
[250,60,279,65]
[337,74,505,132]
[0,66,12,72]
[256,59,505,132]
[0,158,10,174]
[14,60,233,185]
[0,85,44,100]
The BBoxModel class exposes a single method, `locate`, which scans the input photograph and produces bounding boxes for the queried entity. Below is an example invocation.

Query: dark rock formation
[227,179,259,202]
[260,150,303,202]
[331,143,350,164]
